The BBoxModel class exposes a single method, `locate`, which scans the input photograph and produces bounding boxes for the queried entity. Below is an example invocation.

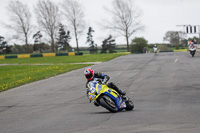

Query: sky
[0,0,200,47]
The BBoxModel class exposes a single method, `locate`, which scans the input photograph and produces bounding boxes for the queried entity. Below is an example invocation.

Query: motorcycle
[87,81,134,112]
[189,45,196,57]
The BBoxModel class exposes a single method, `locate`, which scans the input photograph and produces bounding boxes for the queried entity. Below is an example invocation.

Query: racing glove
[89,95,96,103]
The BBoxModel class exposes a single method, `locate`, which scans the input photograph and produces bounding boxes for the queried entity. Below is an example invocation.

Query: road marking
[175,58,178,63]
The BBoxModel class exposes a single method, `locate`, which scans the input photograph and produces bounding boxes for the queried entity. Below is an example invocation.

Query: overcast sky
[0,0,200,47]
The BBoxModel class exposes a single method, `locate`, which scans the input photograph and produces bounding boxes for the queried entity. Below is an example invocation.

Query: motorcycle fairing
[96,84,126,110]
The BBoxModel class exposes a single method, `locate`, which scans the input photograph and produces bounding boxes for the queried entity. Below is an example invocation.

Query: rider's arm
[95,72,110,84]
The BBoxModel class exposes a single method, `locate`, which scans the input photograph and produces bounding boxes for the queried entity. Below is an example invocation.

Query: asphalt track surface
[0,52,200,133]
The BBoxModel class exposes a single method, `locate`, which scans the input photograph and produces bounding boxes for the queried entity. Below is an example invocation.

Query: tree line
[130,31,199,53]
[0,0,143,54]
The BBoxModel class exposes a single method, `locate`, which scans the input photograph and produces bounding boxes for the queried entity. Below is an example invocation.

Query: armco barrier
[0,56,5,59]
[0,52,83,59]
[43,53,56,57]
[75,52,83,55]
[56,53,68,56]
[131,51,141,54]
[159,50,173,52]
[173,49,188,52]
[18,54,30,58]
[5,55,17,59]
[68,52,75,56]
[30,54,43,58]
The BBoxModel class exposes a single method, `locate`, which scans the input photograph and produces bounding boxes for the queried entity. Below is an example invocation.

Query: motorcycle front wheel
[99,95,118,113]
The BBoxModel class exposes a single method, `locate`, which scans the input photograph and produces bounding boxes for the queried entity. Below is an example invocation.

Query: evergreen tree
[57,24,72,51]
[33,31,44,53]
[0,36,12,54]
[0,36,6,48]
[86,27,97,54]
[101,35,116,53]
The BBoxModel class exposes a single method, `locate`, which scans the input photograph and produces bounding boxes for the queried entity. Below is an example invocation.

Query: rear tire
[125,98,134,111]
[191,51,195,57]
[99,95,118,113]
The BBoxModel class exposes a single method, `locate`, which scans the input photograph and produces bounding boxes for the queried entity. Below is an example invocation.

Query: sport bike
[87,81,134,112]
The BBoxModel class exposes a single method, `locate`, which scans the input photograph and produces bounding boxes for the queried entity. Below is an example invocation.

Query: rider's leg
[107,82,126,95]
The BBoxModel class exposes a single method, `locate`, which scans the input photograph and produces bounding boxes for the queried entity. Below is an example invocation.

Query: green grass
[0,64,91,92]
[0,53,128,64]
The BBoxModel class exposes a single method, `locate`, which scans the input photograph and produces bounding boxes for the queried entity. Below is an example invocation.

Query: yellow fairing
[95,83,118,101]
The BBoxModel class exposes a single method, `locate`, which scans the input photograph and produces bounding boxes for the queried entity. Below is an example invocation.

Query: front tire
[99,95,118,113]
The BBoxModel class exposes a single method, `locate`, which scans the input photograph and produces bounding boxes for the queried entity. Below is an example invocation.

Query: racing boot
[117,89,126,96]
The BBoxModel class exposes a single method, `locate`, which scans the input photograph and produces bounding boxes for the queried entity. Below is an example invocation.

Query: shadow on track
[86,110,135,114]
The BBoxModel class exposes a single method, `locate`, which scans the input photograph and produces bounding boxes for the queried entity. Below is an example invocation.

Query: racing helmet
[84,68,94,81]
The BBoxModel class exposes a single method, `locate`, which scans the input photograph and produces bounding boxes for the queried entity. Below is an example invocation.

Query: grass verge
[0,64,91,92]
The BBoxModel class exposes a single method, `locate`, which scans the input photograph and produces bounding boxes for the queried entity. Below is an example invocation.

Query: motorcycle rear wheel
[125,97,134,111]
[190,51,195,57]
[99,95,118,113]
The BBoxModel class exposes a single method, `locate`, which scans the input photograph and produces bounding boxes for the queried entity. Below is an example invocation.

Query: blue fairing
[104,92,125,110]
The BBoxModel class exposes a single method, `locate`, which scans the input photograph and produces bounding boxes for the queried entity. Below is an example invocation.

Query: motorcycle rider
[84,68,126,105]
[189,40,197,50]
[153,45,158,54]
[189,40,195,46]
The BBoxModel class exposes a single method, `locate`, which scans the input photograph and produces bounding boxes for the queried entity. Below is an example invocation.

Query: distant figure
[153,45,158,54]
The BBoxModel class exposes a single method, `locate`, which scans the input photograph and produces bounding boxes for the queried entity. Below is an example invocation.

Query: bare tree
[104,0,143,52]
[6,0,32,46]
[61,0,86,53]
[35,0,60,52]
